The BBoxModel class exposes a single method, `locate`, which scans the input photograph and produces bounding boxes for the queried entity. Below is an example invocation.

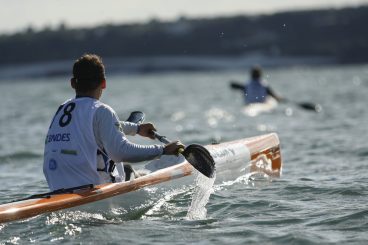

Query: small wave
[271,233,326,245]
[357,149,368,157]
[283,183,367,198]
[0,152,42,163]
[299,177,314,181]
[326,187,366,196]
[307,209,368,227]
[283,184,331,195]
[251,217,305,226]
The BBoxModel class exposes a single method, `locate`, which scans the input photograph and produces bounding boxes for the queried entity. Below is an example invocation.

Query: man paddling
[43,54,184,192]
[244,66,283,104]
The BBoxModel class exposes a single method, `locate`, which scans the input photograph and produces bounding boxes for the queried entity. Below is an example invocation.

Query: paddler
[43,54,184,192]
[244,66,283,104]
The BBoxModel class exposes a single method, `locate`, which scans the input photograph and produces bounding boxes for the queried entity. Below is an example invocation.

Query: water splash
[213,172,273,192]
[186,173,216,220]
[45,210,106,225]
[141,186,191,220]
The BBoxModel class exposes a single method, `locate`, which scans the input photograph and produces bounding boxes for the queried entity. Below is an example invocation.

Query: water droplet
[285,107,293,116]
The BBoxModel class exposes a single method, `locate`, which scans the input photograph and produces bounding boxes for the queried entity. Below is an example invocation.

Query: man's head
[71,54,106,94]
[251,66,262,80]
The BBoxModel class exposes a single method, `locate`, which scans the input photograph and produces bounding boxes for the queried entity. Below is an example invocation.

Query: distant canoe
[243,97,278,117]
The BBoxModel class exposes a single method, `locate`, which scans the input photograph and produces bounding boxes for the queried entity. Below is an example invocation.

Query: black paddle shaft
[153,131,215,178]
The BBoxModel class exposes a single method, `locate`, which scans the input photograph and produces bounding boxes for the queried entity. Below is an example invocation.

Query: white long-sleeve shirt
[43,97,163,191]
[93,104,163,163]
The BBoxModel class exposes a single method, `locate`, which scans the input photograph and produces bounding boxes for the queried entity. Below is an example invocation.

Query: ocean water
[0,64,367,244]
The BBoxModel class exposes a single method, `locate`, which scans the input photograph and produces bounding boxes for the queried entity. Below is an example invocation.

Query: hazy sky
[1,0,368,34]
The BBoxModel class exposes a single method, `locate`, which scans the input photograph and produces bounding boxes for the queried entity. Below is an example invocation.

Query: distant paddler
[243,66,283,116]
[230,66,322,113]
[230,66,282,116]
[243,66,283,104]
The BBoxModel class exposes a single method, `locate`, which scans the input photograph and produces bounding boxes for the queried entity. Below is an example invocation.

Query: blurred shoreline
[1,5,368,76]
[0,54,336,80]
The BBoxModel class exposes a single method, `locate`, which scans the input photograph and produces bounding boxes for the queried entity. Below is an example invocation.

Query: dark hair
[251,66,262,80]
[72,54,105,93]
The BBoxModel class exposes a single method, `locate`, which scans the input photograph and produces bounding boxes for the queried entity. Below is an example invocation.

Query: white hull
[243,97,278,117]
[0,133,282,223]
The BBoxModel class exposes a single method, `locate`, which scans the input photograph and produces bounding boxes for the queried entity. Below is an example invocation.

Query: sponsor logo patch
[49,159,57,170]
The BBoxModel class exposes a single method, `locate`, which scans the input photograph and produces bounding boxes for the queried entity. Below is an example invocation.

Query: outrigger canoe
[230,81,322,115]
[243,97,278,117]
[229,82,279,117]
[0,133,282,224]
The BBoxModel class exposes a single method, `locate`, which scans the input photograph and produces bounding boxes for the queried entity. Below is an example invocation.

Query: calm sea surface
[0,64,367,244]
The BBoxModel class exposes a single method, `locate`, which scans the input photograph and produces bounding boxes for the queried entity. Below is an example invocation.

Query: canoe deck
[0,133,282,223]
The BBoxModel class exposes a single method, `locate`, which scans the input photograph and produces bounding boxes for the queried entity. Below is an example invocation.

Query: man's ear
[71,78,76,89]
[101,79,106,89]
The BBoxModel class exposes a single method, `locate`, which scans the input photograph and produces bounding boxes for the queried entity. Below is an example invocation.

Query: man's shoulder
[260,79,269,86]
[93,102,121,134]
[93,102,120,125]
[60,98,73,105]
[95,101,114,111]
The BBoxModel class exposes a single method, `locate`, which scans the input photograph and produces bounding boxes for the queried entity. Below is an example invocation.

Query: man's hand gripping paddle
[153,131,215,178]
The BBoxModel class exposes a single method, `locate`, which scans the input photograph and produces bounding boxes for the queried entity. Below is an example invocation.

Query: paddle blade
[126,111,145,123]
[297,102,322,112]
[182,144,216,178]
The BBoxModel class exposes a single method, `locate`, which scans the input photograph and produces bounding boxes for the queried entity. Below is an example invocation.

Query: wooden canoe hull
[0,133,282,223]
